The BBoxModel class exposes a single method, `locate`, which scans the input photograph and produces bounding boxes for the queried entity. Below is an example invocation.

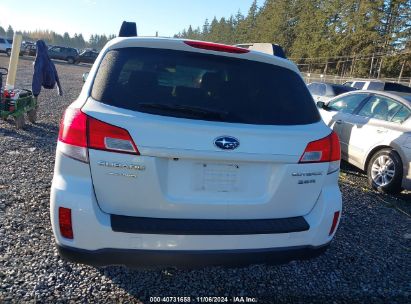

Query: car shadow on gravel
[340,160,368,178]
[94,263,325,303]
[29,122,60,135]
[92,243,410,303]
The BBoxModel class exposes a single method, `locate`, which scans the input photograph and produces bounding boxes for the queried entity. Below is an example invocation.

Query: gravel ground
[0,54,410,303]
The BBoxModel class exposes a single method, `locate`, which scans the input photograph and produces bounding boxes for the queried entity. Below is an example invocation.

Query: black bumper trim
[57,243,329,268]
[110,215,309,235]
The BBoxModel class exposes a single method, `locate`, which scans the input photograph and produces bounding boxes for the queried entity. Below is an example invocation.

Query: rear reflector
[184,41,250,54]
[59,207,73,239]
[299,131,341,163]
[87,116,139,154]
[329,211,340,236]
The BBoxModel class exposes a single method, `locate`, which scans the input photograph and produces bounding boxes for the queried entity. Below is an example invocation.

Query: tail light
[58,108,87,147]
[299,131,341,174]
[184,41,249,54]
[57,107,139,162]
[88,116,139,154]
[58,207,73,239]
[329,211,340,236]
[58,108,88,162]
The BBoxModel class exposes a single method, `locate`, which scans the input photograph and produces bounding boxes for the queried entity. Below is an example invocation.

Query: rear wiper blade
[138,103,229,119]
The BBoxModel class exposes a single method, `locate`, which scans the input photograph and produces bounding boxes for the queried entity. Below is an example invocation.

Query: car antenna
[119,21,137,37]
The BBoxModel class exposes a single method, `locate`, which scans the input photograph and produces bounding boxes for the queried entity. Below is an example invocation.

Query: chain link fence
[301,72,411,87]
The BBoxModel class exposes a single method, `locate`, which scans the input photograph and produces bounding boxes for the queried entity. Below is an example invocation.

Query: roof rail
[119,21,137,37]
[235,43,286,59]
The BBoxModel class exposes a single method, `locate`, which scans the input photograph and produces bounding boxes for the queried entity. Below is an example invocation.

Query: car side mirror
[82,72,89,83]
[316,101,325,109]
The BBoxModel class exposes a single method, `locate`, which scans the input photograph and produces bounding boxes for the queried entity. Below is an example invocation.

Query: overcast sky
[0,0,265,39]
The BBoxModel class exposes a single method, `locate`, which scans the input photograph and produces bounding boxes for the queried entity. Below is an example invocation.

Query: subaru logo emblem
[214,136,240,150]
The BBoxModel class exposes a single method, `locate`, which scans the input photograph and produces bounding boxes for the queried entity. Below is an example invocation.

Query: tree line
[0,25,115,50]
[175,0,411,79]
[1,0,409,79]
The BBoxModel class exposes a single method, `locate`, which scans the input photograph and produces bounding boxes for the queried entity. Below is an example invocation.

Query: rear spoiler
[116,23,286,60]
[235,43,286,59]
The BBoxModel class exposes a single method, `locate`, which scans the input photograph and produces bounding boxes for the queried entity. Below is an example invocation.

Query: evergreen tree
[241,0,259,42]
[255,0,298,53]
[187,25,194,39]
[193,27,202,40]
[6,25,14,38]
[208,17,220,42]
[63,32,71,46]
[202,19,210,37]
[96,35,108,49]
[378,0,411,77]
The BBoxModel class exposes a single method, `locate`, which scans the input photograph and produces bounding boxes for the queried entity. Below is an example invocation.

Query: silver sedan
[317,90,411,194]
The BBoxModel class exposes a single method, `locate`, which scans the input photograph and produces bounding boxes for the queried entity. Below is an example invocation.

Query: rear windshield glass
[91,47,320,125]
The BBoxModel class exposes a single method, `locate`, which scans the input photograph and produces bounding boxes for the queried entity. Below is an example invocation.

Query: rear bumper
[57,242,330,268]
[50,152,342,267]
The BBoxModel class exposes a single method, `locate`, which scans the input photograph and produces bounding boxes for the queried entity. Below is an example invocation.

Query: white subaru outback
[50,38,342,267]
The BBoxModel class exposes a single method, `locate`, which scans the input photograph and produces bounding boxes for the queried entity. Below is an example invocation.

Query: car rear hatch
[80,43,335,220]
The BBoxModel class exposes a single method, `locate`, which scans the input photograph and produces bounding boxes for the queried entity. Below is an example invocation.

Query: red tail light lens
[57,108,139,160]
[87,116,139,155]
[58,207,73,239]
[58,108,87,147]
[184,41,250,54]
[329,211,340,236]
[299,131,341,163]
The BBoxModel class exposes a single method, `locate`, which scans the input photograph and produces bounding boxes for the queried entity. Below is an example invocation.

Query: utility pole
[377,56,383,79]
[369,53,375,78]
[341,58,346,78]
[350,54,356,77]
[398,60,405,83]
[323,60,328,76]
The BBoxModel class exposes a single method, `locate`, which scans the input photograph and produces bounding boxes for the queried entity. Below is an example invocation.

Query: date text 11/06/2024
[149,296,258,303]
